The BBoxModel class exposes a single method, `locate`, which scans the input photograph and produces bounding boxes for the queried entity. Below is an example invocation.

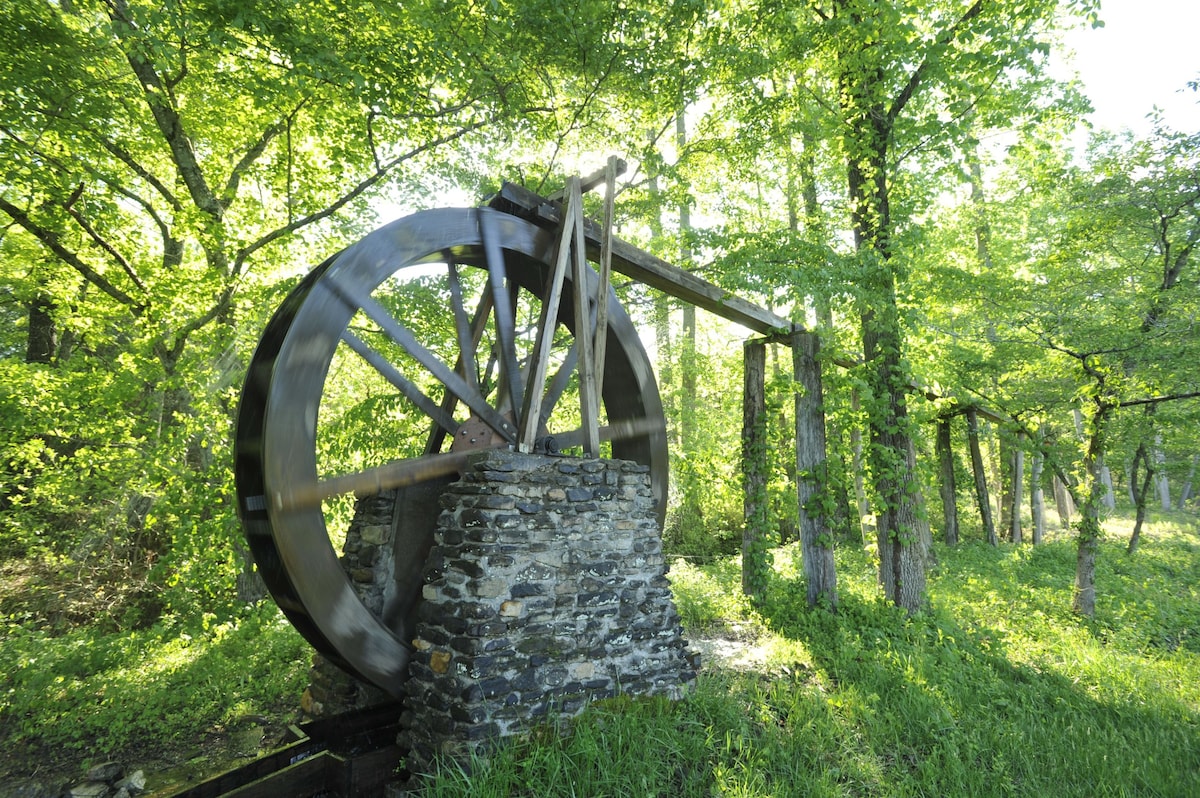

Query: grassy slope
[1,514,1197,795]
[424,514,1200,797]
[0,602,311,779]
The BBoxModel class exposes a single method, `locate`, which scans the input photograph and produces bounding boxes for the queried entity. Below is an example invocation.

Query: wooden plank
[343,745,406,795]
[223,752,333,798]
[547,159,627,201]
[518,176,577,452]
[489,182,794,337]
[593,157,618,398]
[167,739,327,798]
[568,178,601,456]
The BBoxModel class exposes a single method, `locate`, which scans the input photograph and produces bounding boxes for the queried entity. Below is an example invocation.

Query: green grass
[2,514,1196,795]
[0,602,311,774]
[419,514,1200,797]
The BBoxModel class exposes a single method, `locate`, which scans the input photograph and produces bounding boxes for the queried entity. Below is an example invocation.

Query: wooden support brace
[489,181,793,337]
[593,156,618,400]
[518,178,578,452]
[568,178,601,457]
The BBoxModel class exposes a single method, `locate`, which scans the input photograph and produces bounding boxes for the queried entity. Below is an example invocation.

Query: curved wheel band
[235,207,667,695]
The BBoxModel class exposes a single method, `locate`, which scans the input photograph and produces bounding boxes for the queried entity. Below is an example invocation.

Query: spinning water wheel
[234,197,668,697]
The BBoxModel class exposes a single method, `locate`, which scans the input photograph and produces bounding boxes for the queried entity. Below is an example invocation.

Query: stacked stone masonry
[399,451,697,775]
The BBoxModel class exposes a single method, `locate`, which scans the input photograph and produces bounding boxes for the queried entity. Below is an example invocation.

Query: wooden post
[519,178,578,452]
[742,340,771,598]
[936,415,959,545]
[567,177,600,457]
[793,329,837,609]
[592,156,618,399]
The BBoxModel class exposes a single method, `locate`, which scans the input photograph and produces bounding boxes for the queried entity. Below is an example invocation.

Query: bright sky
[1062,0,1200,135]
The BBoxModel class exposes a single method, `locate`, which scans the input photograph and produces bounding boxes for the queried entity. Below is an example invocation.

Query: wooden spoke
[340,330,459,437]
[567,176,600,456]
[479,211,524,418]
[518,179,576,451]
[424,263,494,455]
[273,449,477,511]
[447,260,483,393]
[325,271,516,443]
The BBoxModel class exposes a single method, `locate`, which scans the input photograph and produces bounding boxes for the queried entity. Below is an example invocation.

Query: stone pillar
[399,451,696,778]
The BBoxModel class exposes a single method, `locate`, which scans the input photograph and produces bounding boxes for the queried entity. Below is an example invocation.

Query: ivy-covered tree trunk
[859,292,926,610]
[1073,399,1114,617]
[844,103,926,601]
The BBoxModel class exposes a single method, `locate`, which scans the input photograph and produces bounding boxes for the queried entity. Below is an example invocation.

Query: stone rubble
[0,764,149,798]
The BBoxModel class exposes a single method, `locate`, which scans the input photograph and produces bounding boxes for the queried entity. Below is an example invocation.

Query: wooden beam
[566,177,601,457]
[547,159,628,201]
[489,182,794,337]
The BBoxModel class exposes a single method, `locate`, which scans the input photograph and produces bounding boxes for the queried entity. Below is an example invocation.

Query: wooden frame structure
[491,164,835,602]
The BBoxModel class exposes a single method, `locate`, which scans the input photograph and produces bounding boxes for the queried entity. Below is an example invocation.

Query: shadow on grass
[0,603,311,783]
[754,540,1200,797]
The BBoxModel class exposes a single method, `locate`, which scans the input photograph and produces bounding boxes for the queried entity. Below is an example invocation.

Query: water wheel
[234,206,667,696]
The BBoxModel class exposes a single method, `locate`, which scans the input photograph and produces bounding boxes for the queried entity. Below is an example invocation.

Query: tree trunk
[1009,433,1025,544]
[1154,436,1171,510]
[25,296,58,364]
[1178,453,1197,509]
[1074,513,1100,616]
[1030,435,1046,545]
[850,390,873,543]
[861,306,925,611]
[936,415,959,545]
[999,434,1013,534]
[837,39,928,613]
[966,407,996,545]
[794,330,837,609]
[1074,403,1114,617]
[1128,442,1154,555]
[741,341,771,598]
[1100,463,1117,511]
[1053,474,1074,528]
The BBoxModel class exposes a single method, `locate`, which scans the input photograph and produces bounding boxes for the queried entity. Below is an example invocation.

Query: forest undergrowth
[1,512,1197,796]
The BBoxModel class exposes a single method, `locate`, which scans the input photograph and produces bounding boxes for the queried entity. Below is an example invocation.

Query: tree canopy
[2,0,1197,633]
